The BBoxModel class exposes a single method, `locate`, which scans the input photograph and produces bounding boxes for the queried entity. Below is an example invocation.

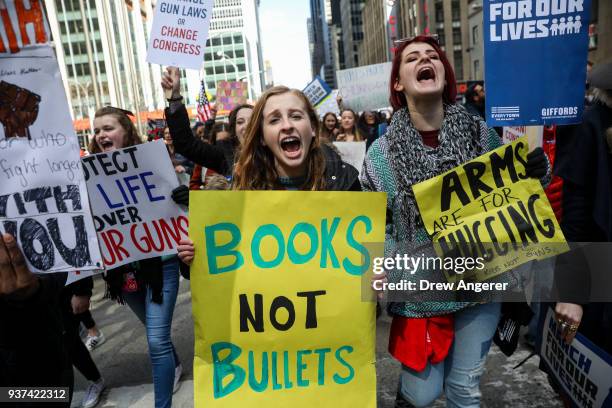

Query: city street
[72,276,562,408]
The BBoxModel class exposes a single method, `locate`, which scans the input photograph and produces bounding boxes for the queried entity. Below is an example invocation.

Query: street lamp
[68,79,95,147]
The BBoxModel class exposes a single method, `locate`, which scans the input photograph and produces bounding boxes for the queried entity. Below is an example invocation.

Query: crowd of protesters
[1,33,611,408]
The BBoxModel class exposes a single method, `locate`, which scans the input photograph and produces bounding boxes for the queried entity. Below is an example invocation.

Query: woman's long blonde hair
[232,86,326,190]
[89,107,142,153]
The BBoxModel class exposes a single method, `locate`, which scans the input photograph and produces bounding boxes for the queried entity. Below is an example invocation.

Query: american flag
[196,80,212,122]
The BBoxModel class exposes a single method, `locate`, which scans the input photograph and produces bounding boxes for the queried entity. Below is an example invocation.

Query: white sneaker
[85,331,106,351]
[173,364,183,394]
[82,378,105,408]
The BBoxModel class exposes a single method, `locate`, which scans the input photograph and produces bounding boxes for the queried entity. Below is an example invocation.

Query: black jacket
[0,273,72,388]
[165,104,230,176]
[321,144,361,191]
[553,101,612,353]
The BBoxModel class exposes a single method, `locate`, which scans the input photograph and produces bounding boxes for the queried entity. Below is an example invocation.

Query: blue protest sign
[537,307,612,408]
[302,76,332,107]
[484,0,591,126]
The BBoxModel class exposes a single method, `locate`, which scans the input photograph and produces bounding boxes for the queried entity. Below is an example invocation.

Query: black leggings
[62,308,101,382]
[76,310,96,330]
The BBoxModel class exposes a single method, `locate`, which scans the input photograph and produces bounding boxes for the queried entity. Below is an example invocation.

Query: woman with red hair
[361,36,548,406]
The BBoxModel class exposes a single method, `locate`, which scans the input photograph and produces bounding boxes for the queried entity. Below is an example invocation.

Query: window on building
[454,50,463,79]
[452,0,461,22]
[472,25,479,45]
[437,29,445,46]
[474,60,480,79]
[435,2,444,22]
[453,27,462,45]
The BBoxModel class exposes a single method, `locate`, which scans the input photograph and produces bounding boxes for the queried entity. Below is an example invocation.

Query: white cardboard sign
[146,0,214,70]
[84,142,188,268]
[336,62,392,112]
[0,45,102,273]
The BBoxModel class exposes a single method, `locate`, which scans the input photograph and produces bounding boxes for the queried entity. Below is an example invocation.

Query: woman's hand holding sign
[555,302,583,344]
[178,238,195,266]
[525,147,547,179]
[161,66,182,100]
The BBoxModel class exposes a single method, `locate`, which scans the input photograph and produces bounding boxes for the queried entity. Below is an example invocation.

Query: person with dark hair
[164,127,193,175]
[192,122,206,140]
[189,122,231,190]
[361,35,549,407]
[320,112,339,143]
[463,83,486,119]
[357,110,383,149]
[336,109,363,142]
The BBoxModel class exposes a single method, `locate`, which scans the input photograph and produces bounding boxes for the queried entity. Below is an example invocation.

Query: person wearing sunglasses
[361,35,549,407]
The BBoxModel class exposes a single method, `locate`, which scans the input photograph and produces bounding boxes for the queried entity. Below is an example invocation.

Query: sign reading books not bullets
[0,2,103,274]
[147,0,214,70]
[83,142,188,268]
[189,191,386,407]
[484,0,591,126]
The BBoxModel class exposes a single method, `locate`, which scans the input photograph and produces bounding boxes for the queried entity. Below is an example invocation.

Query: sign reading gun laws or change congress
[147,0,214,70]
[0,42,102,273]
[484,0,591,126]
[336,62,392,112]
[413,137,567,283]
[539,308,612,408]
[83,142,188,268]
[190,191,386,407]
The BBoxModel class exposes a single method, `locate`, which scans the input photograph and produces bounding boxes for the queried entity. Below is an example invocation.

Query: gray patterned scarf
[385,103,484,242]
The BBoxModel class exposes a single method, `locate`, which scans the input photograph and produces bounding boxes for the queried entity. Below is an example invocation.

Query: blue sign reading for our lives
[484,0,591,126]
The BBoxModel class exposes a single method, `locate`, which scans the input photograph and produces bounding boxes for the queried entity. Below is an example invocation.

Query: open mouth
[280,136,302,157]
[417,67,436,82]
[99,140,114,150]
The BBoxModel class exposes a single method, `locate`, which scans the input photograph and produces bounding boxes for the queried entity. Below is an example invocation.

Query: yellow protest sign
[413,137,567,283]
[189,191,386,407]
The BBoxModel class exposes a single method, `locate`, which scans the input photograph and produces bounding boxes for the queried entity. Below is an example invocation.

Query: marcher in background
[552,59,612,351]
[0,234,72,407]
[162,67,253,178]
[177,85,360,264]
[463,83,485,119]
[357,110,384,149]
[164,127,193,175]
[192,122,206,141]
[62,278,105,408]
[189,122,231,190]
[320,112,339,143]
[207,122,230,144]
[361,35,549,407]
[336,109,363,142]
[89,107,184,408]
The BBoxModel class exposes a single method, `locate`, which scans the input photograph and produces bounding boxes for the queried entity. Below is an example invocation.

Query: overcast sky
[259,0,312,89]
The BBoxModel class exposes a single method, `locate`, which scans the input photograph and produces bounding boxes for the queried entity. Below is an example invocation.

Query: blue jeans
[124,258,180,408]
[398,302,501,407]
